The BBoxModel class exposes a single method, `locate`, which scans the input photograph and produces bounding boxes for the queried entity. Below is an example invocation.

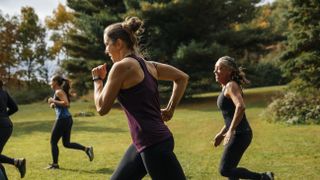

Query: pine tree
[280,0,320,90]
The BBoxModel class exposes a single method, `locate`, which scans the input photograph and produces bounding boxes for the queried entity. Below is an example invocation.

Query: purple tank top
[117,55,172,152]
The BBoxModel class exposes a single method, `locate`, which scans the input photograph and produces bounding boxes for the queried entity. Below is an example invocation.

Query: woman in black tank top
[213,56,274,180]
[0,80,26,179]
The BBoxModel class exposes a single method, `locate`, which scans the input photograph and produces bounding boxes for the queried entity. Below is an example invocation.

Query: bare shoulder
[225,81,241,94]
[111,58,136,73]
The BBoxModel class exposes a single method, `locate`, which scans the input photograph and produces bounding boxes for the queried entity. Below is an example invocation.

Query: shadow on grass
[11,120,126,137]
[59,167,113,175]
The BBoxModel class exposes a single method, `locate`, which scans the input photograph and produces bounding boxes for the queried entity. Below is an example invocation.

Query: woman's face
[104,35,120,63]
[214,60,232,85]
[49,79,57,90]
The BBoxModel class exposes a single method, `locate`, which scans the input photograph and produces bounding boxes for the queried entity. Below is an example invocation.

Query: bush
[264,90,320,124]
[246,62,287,88]
[9,82,51,104]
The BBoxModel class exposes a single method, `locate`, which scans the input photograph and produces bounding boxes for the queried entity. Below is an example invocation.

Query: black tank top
[217,87,252,134]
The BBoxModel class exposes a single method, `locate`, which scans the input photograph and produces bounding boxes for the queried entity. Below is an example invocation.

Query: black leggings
[111,137,186,180]
[219,131,262,180]
[50,116,85,164]
[0,127,15,180]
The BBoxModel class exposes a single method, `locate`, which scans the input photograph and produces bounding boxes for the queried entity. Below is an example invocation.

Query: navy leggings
[0,127,15,180]
[219,131,262,180]
[111,137,186,180]
[50,116,85,164]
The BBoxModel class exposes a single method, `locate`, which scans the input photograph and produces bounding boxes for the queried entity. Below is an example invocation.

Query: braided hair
[217,56,250,86]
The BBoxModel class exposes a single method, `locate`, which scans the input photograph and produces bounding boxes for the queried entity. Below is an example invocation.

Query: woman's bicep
[98,63,126,114]
[227,82,245,108]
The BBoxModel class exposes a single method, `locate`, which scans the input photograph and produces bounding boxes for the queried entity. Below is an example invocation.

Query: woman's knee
[219,165,232,177]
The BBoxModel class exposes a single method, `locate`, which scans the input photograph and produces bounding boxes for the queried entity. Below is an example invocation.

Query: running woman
[46,75,94,169]
[92,17,189,180]
[0,80,26,179]
[213,56,274,180]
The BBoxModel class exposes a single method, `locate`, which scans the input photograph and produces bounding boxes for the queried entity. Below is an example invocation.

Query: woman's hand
[161,107,174,122]
[49,103,56,108]
[92,63,107,80]
[223,130,235,146]
[48,97,54,104]
[213,133,225,147]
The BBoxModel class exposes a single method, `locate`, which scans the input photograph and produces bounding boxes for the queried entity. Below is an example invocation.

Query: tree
[280,0,320,90]
[45,3,75,67]
[0,12,19,81]
[16,7,49,83]
[61,0,126,95]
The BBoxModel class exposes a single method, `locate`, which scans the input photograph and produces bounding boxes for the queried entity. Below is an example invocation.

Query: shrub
[264,90,320,124]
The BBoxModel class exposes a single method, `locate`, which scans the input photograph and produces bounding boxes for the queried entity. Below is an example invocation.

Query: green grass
[3,85,320,179]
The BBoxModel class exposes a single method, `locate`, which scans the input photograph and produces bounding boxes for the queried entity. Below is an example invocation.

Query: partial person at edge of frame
[92,16,189,180]
[0,79,26,179]
[213,56,274,180]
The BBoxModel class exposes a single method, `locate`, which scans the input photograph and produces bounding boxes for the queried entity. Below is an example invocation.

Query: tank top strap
[127,54,150,76]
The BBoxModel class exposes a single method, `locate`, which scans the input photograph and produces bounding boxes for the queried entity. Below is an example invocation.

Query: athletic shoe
[86,146,94,161]
[15,158,26,178]
[45,163,59,170]
[262,172,274,180]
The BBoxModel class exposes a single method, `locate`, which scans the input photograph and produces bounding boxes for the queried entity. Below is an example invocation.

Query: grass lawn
[3,85,320,179]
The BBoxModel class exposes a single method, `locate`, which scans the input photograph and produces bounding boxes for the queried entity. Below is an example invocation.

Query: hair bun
[122,17,144,34]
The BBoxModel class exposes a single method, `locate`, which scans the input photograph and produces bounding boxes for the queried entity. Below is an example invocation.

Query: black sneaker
[262,172,274,180]
[15,158,26,178]
[85,146,94,161]
[45,163,59,170]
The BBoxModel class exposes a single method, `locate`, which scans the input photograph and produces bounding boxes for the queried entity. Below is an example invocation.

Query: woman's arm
[223,81,246,145]
[92,62,128,116]
[6,92,18,116]
[152,62,189,121]
[48,90,70,107]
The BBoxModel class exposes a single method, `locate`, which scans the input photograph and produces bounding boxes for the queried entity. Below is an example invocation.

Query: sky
[1,0,275,21]
[0,0,67,21]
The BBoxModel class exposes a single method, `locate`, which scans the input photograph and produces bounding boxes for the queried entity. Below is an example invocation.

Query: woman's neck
[119,48,135,60]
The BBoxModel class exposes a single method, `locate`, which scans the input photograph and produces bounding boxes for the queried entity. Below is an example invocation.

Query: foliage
[45,3,75,67]
[8,80,51,104]
[16,7,50,83]
[265,88,320,124]
[62,0,273,95]
[0,13,19,80]
[280,0,320,89]
[245,61,285,87]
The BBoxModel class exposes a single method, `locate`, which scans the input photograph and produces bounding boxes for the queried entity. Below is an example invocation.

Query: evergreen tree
[280,0,320,90]
[63,0,126,95]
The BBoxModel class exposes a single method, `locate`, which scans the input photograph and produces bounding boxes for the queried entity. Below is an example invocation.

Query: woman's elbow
[236,104,246,112]
[97,107,110,116]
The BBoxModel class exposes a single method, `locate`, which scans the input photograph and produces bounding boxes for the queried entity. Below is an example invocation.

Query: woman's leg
[50,120,64,164]
[111,144,147,180]
[0,127,14,165]
[140,137,186,180]
[61,117,86,151]
[219,132,262,180]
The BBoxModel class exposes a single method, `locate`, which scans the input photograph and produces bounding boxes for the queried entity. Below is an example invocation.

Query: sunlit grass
[3,85,319,179]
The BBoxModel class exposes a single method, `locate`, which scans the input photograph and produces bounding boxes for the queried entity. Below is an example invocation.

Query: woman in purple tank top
[92,17,188,180]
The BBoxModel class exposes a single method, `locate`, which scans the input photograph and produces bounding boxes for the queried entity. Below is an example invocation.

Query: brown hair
[218,56,250,86]
[0,80,3,89]
[104,17,144,53]
[52,75,71,102]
